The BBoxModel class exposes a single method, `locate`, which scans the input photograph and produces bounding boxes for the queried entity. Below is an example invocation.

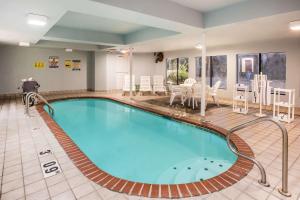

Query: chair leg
[170,94,175,106]
[216,96,220,107]
[192,98,195,109]
[212,96,216,104]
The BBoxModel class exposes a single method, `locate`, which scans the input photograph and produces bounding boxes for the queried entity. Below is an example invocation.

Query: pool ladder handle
[25,92,54,116]
[227,117,291,197]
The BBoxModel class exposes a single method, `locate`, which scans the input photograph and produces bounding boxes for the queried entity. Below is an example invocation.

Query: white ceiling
[56,11,146,34]
[168,0,247,12]
[131,11,300,52]
[0,0,299,52]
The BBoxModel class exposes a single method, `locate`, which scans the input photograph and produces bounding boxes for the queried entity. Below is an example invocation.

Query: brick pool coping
[36,96,254,199]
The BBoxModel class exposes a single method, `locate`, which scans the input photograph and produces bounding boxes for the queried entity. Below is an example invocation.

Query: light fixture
[195,43,202,49]
[19,42,30,47]
[65,48,73,52]
[120,49,129,54]
[289,20,300,31]
[27,13,48,26]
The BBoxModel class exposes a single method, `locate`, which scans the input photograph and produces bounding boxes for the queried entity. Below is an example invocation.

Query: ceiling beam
[124,28,179,44]
[43,26,124,45]
[90,0,203,28]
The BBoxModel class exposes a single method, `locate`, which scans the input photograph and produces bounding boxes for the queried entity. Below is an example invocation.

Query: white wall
[94,52,155,91]
[0,45,88,94]
[154,39,300,106]
[94,52,107,91]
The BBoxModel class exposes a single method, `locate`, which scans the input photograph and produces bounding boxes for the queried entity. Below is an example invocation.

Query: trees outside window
[166,57,189,85]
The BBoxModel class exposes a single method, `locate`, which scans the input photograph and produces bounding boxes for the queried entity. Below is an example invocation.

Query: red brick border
[36,96,254,198]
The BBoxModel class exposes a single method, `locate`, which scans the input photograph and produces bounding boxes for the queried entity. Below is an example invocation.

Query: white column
[201,33,206,117]
[129,48,133,98]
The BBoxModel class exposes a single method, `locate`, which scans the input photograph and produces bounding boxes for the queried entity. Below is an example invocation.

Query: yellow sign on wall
[34,61,45,69]
[64,60,72,68]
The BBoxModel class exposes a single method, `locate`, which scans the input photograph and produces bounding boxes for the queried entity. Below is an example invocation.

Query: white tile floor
[0,94,300,200]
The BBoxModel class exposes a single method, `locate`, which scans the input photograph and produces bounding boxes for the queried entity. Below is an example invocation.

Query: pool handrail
[227,117,291,197]
[25,92,54,116]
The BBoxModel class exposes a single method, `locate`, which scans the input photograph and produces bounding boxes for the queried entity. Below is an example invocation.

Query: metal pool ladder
[25,92,54,116]
[227,117,291,197]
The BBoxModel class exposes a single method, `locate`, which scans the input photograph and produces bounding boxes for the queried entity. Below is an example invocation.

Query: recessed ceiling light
[120,49,129,54]
[289,20,300,31]
[65,48,73,52]
[19,42,30,47]
[27,13,48,26]
[195,43,202,49]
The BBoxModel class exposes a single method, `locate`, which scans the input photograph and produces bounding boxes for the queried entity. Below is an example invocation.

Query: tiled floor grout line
[15,97,28,200]
[0,98,8,199]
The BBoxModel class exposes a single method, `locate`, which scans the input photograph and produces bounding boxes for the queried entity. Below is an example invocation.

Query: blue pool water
[46,98,237,184]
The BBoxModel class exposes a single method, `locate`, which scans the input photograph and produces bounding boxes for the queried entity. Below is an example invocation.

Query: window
[237,52,286,89]
[166,57,189,85]
[196,55,227,89]
[261,53,286,89]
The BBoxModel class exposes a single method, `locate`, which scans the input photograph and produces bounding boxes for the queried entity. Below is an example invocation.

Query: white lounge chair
[139,76,152,95]
[122,75,136,95]
[208,80,221,106]
[153,75,167,95]
[169,85,184,106]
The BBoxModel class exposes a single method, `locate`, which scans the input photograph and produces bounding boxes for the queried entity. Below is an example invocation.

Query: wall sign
[64,60,72,68]
[41,159,62,178]
[49,56,59,68]
[72,60,81,71]
[34,61,45,69]
[241,57,254,73]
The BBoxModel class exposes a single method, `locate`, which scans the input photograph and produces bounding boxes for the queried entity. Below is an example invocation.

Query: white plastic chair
[208,80,221,106]
[191,83,202,109]
[122,75,136,95]
[183,78,197,85]
[139,76,152,95]
[169,85,184,106]
[153,75,167,95]
[180,78,197,105]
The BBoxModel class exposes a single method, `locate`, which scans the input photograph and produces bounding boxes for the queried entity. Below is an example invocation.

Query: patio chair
[180,78,197,105]
[139,76,152,95]
[169,85,184,106]
[183,78,197,85]
[153,75,167,95]
[208,80,221,106]
[191,83,202,109]
[122,75,136,95]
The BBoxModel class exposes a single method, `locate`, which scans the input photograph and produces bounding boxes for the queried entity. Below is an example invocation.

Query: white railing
[227,117,291,197]
[25,92,54,116]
